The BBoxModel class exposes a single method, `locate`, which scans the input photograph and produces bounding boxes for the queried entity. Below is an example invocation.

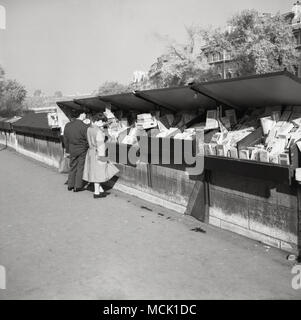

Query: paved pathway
[0,149,300,299]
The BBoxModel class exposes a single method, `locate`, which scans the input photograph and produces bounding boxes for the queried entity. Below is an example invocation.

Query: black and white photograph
[0,0,301,305]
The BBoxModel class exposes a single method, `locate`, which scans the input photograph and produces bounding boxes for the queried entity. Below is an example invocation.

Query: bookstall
[55,71,301,253]
[0,71,297,253]
[11,111,62,167]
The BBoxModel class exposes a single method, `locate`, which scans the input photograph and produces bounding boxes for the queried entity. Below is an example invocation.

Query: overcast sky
[0,0,295,96]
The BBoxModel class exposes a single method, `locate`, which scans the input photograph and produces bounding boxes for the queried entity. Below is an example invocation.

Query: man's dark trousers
[68,152,86,189]
[64,118,89,190]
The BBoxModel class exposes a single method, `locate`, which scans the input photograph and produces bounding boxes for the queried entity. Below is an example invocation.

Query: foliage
[144,10,300,87]
[147,26,211,88]
[203,10,300,76]
[33,89,42,97]
[0,78,27,117]
[0,65,5,97]
[54,90,63,98]
[0,65,4,79]
[98,81,130,96]
[92,10,299,92]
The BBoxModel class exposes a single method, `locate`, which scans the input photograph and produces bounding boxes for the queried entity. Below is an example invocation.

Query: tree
[98,81,130,95]
[54,90,63,98]
[203,10,300,76]
[0,79,27,117]
[0,65,5,96]
[22,96,47,110]
[0,65,4,79]
[147,26,211,88]
[33,89,42,97]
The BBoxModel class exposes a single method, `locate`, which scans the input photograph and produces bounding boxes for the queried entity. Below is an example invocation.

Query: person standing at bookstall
[63,109,89,192]
[83,113,119,199]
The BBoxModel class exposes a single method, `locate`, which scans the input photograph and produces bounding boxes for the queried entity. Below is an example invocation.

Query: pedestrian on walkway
[63,109,89,192]
[83,113,119,198]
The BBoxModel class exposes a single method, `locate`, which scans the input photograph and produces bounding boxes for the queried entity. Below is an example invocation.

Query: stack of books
[136,113,157,130]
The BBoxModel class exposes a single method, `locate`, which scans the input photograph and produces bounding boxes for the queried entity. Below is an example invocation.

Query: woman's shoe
[93,192,107,199]
[73,187,85,192]
[67,187,74,191]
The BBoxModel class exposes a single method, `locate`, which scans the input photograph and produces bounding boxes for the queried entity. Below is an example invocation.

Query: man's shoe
[93,192,107,199]
[73,187,85,192]
[67,187,74,191]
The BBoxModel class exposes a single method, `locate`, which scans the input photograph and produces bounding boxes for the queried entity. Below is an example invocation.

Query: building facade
[289,1,301,76]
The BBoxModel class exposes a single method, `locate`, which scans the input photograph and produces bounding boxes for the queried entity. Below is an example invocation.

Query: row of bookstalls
[1,70,301,256]
[0,111,62,167]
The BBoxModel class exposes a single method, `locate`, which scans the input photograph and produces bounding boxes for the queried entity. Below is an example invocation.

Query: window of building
[226,72,232,79]
[295,31,301,45]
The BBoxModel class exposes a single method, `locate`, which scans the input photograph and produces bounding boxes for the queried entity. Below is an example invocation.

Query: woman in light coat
[83,113,119,198]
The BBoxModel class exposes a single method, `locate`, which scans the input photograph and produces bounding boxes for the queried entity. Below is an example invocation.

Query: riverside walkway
[0,148,300,299]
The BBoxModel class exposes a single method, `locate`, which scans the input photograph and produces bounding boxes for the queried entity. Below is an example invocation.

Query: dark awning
[74,97,108,111]
[99,92,156,112]
[12,112,60,138]
[13,112,50,130]
[56,71,301,116]
[135,86,216,112]
[194,71,301,109]
[57,100,85,111]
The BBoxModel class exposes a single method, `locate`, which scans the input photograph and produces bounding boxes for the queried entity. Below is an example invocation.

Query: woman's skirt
[83,148,119,183]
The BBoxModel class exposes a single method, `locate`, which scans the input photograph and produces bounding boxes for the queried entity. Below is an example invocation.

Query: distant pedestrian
[63,109,89,192]
[83,113,119,198]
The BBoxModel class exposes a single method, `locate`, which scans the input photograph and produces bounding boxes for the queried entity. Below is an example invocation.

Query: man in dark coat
[64,109,89,192]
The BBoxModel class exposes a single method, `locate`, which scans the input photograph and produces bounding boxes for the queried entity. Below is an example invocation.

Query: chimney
[292,1,301,24]
[0,5,6,30]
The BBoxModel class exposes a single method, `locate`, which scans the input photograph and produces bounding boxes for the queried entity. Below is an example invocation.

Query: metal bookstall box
[12,112,62,167]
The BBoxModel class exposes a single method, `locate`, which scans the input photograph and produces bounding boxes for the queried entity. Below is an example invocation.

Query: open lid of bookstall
[56,71,301,116]
[73,97,107,111]
[85,88,216,113]
[98,92,157,112]
[57,100,84,111]
[12,112,59,138]
[192,71,301,109]
[132,86,216,112]
[56,100,88,119]
[59,93,157,113]
[72,71,301,113]
[57,87,217,114]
